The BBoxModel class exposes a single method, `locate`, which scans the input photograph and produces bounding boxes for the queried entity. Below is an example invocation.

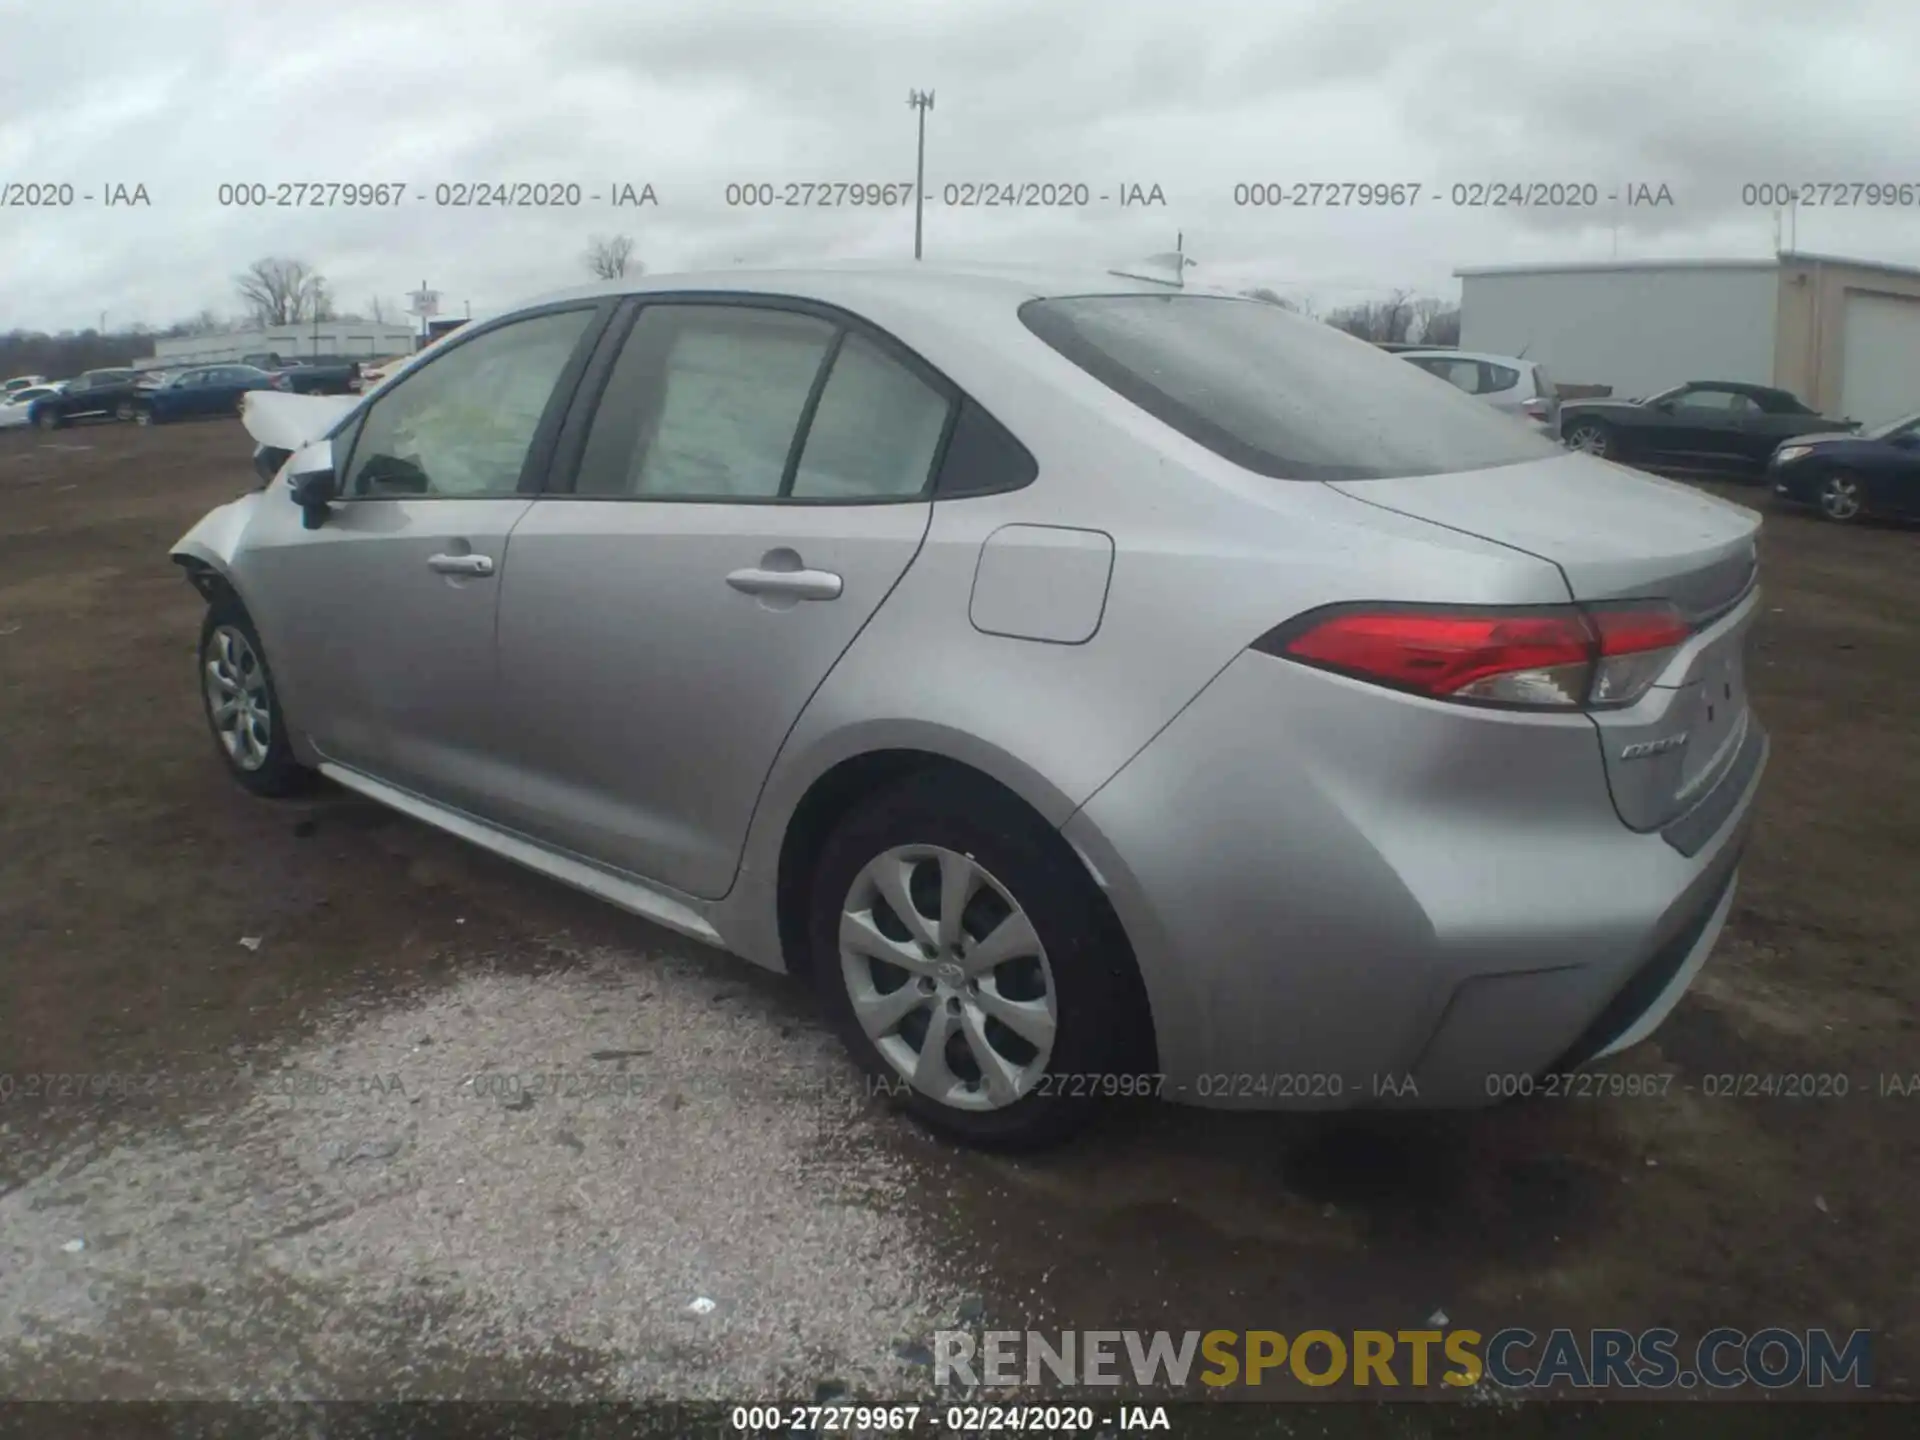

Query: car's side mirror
[356,455,430,497]
[288,467,338,529]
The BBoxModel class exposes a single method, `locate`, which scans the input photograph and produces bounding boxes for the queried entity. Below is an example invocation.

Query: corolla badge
[1620,733,1688,761]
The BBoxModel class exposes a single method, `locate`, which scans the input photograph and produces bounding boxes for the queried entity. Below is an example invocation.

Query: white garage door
[1840,293,1920,428]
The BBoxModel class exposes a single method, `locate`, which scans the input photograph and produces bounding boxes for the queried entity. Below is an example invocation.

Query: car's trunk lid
[1327,451,1762,834]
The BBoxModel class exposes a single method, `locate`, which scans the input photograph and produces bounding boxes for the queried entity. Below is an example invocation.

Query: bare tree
[1326,289,1423,344]
[235,258,332,327]
[367,296,389,324]
[584,234,638,280]
[1419,304,1462,347]
[1375,288,1415,345]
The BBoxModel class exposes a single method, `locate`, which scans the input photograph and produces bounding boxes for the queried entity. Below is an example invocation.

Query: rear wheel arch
[774,747,1157,1072]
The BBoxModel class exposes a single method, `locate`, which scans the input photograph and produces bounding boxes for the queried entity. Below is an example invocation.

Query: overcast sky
[3,0,1917,333]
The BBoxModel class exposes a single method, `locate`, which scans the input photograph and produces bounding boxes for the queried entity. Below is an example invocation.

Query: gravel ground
[0,940,960,1405]
[2,940,965,1400]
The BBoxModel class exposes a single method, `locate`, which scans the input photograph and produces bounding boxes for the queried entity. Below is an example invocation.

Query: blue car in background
[1769,410,1920,523]
[133,364,283,425]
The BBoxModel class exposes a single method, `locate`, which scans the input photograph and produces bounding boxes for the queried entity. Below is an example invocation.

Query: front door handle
[428,553,494,577]
[726,564,842,601]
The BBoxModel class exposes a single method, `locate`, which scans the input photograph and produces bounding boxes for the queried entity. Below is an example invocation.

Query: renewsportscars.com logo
[933,1327,1873,1391]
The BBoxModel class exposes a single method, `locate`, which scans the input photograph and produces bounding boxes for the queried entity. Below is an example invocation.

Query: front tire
[809,771,1145,1150]
[1565,420,1613,458]
[114,400,136,421]
[35,408,61,431]
[198,599,311,797]
[1818,471,1864,523]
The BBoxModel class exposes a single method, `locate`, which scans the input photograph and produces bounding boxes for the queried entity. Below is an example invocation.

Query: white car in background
[0,383,64,429]
[3,374,49,398]
[1396,349,1562,441]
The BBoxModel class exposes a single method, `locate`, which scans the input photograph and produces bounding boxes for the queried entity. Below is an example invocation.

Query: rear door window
[1020,295,1560,480]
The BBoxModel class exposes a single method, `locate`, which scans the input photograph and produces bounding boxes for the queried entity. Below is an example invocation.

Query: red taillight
[1522,398,1551,420]
[1256,603,1690,710]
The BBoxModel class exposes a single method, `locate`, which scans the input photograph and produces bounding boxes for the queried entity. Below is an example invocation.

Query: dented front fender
[170,491,264,590]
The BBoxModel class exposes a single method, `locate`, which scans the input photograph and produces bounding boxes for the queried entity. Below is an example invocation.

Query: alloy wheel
[1820,473,1862,521]
[838,844,1058,1111]
[1568,424,1608,456]
[204,625,272,770]
[115,401,134,421]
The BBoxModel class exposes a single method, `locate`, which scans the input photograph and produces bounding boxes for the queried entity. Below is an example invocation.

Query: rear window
[1018,295,1561,481]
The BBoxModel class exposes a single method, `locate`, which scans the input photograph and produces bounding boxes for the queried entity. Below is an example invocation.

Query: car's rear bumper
[1061,651,1765,1109]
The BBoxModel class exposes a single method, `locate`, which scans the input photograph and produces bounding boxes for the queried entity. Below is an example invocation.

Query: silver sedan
[173,266,1766,1148]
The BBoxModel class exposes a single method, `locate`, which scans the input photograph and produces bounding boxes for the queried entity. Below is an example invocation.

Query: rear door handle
[726,565,842,601]
[428,553,494,577]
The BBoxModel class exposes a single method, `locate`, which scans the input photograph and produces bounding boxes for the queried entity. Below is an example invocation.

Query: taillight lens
[1256,603,1690,710]
[1522,398,1551,420]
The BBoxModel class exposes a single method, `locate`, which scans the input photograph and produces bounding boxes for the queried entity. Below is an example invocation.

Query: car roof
[502,262,1233,329]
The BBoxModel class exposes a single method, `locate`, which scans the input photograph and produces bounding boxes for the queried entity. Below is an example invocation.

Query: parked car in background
[1396,349,1561,440]
[242,354,364,395]
[356,355,414,389]
[3,374,49,397]
[1561,382,1855,473]
[173,267,1765,1149]
[1768,410,1920,523]
[27,368,146,428]
[133,365,280,425]
[0,383,63,429]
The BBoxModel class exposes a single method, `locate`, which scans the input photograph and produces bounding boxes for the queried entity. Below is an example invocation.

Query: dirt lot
[1,418,1915,1416]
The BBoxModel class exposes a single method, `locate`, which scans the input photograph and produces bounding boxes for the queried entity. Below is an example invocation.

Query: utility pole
[908,89,934,259]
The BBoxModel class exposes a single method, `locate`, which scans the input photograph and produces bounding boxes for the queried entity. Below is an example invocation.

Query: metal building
[140,320,420,371]
[1457,251,1920,426]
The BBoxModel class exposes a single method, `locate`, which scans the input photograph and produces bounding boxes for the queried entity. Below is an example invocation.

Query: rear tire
[808,771,1145,1150]
[1818,471,1864,523]
[1565,420,1613,458]
[198,598,312,798]
[114,400,135,422]
[35,408,61,431]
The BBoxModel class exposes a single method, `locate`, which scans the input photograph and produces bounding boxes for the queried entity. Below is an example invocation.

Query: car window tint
[1023,296,1557,481]
[1675,389,1740,410]
[790,331,952,499]
[576,305,836,499]
[1484,363,1520,392]
[1418,358,1480,393]
[343,308,592,499]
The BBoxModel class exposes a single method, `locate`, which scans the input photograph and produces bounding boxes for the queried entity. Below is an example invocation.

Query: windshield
[1019,294,1561,480]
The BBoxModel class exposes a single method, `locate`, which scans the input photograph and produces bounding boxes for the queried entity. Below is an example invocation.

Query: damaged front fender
[170,491,265,597]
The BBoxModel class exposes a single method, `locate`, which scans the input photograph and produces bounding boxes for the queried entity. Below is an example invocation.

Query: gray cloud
[1,0,1915,331]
